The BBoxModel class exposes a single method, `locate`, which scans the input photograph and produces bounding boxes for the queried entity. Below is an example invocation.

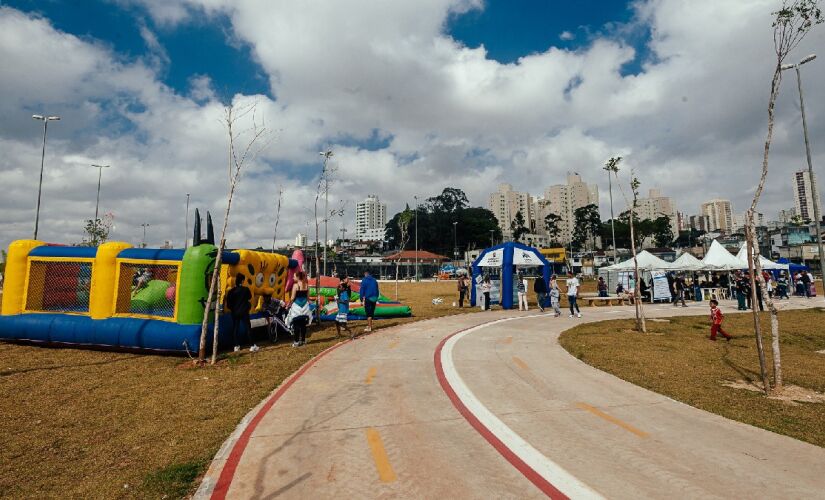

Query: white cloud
[2,1,825,255]
[559,30,575,41]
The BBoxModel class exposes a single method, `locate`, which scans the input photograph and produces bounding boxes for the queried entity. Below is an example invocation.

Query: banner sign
[477,248,504,267]
[651,270,672,301]
[512,249,544,266]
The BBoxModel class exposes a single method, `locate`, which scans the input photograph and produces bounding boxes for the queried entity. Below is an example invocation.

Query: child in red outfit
[709,299,732,341]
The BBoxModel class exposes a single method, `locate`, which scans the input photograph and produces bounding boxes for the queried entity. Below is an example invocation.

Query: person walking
[286,271,311,347]
[667,272,676,304]
[549,276,561,317]
[335,275,354,339]
[457,274,469,308]
[673,273,687,307]
[225,273,252,352]
[359,270,380,333]
[708,299,732,341]
[566,274,581,318]
[480,276,492,311]
[533,274,548,312]
[517,273,529,311]
[597,277,608,298]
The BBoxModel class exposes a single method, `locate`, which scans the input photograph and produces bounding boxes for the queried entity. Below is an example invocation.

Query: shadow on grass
[143,459,207,499]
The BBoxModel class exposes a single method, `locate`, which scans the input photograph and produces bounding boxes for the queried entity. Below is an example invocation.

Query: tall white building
[732,212,765,232]
[701,199,733,233]
[634,189,678,236]
[489,184,533,236]
[355,195,387,241]
[544,173,599,244]
[295,233,307,247]
[793,170,822,222]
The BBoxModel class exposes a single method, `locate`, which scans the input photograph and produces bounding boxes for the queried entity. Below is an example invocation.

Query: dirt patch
[721,379,825,405]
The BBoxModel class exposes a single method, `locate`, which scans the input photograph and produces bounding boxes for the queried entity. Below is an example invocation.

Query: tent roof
[604,250,672,271]
[735,246,789,270]
[701,240,748,270]
[669,252,706,271]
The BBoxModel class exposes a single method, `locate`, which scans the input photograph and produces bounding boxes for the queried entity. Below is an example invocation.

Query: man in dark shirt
[225,273,252,352]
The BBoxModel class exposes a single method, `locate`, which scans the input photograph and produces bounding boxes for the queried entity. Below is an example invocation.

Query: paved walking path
[196,298,825,499]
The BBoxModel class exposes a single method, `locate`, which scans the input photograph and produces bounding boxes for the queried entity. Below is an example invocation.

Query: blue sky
[5,0,644,100]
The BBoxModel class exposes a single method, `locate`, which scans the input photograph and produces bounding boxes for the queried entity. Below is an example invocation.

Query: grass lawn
[0,280,467,499]
[559,307,825,449]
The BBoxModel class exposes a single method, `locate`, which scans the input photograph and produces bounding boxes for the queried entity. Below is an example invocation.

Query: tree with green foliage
[80,213,114,246]
[510,211,529,243]
[544,213,563,246]
[573,204,601,251]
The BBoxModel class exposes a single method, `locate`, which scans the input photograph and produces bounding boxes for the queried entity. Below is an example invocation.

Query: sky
[1,0,824,252]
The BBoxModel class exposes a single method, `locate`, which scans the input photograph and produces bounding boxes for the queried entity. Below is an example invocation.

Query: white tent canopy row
[602,241,788,272]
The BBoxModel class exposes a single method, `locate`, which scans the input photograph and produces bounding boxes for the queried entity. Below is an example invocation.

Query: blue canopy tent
[776,258,808,274]
[470,242,552,309]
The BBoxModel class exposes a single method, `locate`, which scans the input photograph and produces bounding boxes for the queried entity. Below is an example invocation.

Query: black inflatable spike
[206,211,215,245]
[193,208,202,246]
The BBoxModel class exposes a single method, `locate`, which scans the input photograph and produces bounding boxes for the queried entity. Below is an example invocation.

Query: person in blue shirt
[359,270,380,333]
[336,275,354,339]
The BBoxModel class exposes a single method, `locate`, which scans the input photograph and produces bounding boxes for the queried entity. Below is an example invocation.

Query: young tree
[394,207,413,299]
[510,211,529,242]
[606,157,646,333]
[746,0,822,394]
[80,213,114,246]
[272,185,284,252]
[199,102,271,364]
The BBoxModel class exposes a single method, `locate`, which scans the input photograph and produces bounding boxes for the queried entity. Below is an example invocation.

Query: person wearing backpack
[457,274,469,308]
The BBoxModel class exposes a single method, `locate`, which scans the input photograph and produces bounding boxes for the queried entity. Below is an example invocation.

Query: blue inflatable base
[0,313,263,354]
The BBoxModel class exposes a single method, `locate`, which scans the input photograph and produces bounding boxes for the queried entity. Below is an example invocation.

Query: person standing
[735,272,748,310]
[517,273,529,311]
[457,274,469,308]
[335,276,354,339]
[359,270,380,332]
[708,299,732,341]
[480,275,492,311]
[566,274,581,318]
[533,274,548,312]
[777,272,789,299]
[286,271,311,347]
[801,270,812,298]
[667,272,676,303]
[225,273,252,352]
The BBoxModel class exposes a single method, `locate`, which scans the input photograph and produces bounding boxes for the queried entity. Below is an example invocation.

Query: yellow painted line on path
[365,366,378,385]
[512,356,530,371]
[576,402,649,438]
[388,339,400,349]
[497,336,513,345]
[365,428,397,483]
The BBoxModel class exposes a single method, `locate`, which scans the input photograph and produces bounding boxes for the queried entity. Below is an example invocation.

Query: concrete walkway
[197,299,825,499]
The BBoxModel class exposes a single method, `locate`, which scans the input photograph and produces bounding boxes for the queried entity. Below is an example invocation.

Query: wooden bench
[583,295,629,306]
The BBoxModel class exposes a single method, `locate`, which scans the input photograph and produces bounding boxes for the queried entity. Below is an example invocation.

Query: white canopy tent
[735,246,789,270]
[668,252,708,271]
[701,240,748,271]
[604,250,673,271]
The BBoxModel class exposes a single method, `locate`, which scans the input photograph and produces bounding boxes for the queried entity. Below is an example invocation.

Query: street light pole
[319,150,333,277]
[783,54,825,279]
[603,162,617,264]
[31,114,60,240]
[453,221,458,268]
[414,195,419,281]
[185,193,190,249]
[90,164,110,246]
[141,223,150,248]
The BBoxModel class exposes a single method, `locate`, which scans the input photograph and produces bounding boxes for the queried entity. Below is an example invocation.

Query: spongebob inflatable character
[224,250,290,313]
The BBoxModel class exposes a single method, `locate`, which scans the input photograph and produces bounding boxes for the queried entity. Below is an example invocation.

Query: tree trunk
[629,211,646,333]
[745,224,771,394]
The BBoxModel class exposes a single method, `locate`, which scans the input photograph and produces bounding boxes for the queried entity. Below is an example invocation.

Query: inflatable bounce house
[0,211,298,353]
[470,241,552,309]
[312,276,412,321]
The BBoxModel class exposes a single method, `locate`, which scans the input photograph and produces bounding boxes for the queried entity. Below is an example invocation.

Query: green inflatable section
[177,244,217,325]
[130,280,174,315]
[348,305,412,317]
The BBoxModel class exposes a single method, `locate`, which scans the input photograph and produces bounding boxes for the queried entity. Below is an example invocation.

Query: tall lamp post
[453,221,458,269]
[320,150,333,276]
[31,114,60,240]
[90,164,110,245]
[603,161,617,264]
[782,54,825,279]
[185,193,190,249]
[414,195,419,281]
[489,229,495,247]
[141,223,150,248]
